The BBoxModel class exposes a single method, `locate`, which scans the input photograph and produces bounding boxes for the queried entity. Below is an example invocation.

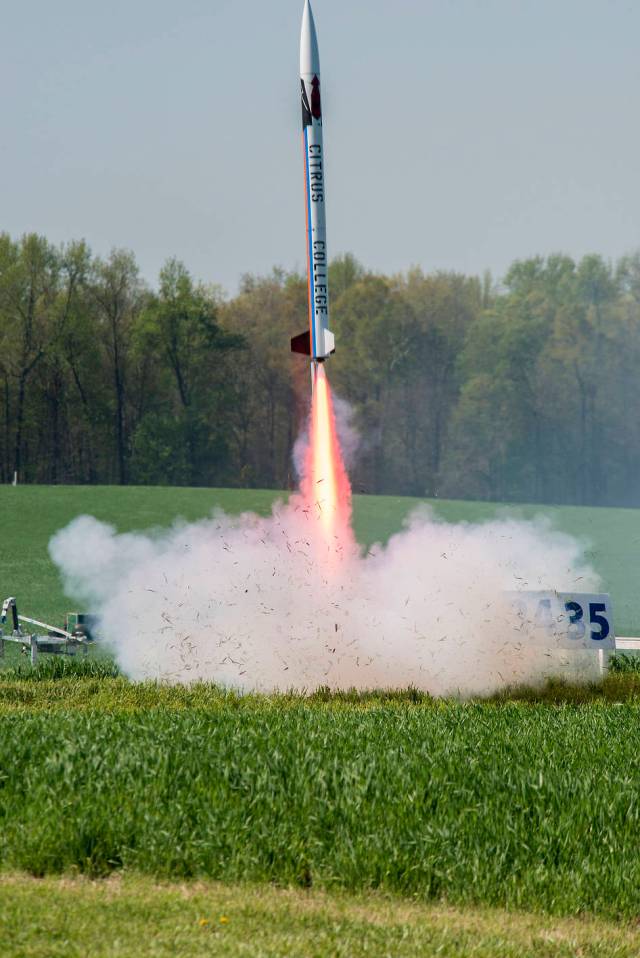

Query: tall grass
[1,656,120,682]
[2,698,640,918]
[4,672,640,712]
[608,653,640,674]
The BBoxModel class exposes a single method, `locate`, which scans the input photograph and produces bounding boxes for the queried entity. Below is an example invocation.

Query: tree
[398,270,481,495]
[1,231,640,508]
[445,258,563,501]
[549,256,619,503]
[223,269,307,488]
[136,259,244,485]
[90,250,146,484]
[0,234,60,480]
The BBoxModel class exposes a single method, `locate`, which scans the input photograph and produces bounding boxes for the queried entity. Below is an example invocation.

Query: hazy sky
[3,0,639,293]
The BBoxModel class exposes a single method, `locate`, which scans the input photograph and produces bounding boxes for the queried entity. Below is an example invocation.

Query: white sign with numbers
[506,592,615,650]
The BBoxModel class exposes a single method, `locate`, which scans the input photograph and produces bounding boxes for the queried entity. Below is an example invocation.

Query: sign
[506,592,615,650]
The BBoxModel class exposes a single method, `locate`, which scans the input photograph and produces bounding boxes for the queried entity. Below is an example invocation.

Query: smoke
[48,377,602,695]
[49,500,601,696]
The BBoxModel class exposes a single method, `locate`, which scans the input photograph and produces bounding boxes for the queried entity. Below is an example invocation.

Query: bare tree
[90,250,146,484]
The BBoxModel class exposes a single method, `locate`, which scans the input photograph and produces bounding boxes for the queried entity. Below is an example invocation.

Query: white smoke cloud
[49,500,601,695]
[331,393,360,470]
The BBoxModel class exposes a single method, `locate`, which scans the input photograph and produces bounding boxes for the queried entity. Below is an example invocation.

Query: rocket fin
[291,330,312,355]
[323,328,335,356]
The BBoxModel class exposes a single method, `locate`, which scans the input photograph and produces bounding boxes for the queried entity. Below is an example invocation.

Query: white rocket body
[291,0,335,364]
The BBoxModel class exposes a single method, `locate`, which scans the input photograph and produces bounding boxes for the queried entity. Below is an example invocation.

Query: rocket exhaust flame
[303,364,352,548]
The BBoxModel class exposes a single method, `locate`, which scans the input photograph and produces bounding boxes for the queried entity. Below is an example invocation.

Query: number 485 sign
[507,592,615,650]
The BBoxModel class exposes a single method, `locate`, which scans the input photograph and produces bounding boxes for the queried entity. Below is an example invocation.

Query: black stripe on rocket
[311,76,322,120]
[301,76,322,128]
[301,80,312,128]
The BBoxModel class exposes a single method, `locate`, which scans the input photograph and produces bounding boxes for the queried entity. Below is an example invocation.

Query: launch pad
[0,597,98,666]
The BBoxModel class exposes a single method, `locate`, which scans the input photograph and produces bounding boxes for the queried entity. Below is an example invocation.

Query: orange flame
[305,364,352,546]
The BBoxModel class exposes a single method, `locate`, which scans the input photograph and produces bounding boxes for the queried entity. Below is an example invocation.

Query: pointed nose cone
[300,0,320,77]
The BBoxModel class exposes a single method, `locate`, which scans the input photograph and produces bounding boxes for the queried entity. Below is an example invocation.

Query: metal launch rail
[1,597,97,665]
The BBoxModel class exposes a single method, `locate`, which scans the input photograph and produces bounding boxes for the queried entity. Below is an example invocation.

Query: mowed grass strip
[3,700,640,918]
[1,874,639,958]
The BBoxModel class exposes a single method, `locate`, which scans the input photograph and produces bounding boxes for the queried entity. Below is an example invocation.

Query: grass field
[2,484,640,632]
[3,673,640,920]
[3,874,640,958]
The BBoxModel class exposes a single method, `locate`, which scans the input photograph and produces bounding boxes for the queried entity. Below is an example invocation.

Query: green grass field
[3,674,640,921]
[2,484,640,632]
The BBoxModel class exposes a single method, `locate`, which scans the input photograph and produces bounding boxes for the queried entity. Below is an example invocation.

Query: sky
[2,0,639,294]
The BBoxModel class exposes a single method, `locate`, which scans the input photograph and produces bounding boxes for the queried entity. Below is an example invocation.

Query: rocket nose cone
[300,0,320,76]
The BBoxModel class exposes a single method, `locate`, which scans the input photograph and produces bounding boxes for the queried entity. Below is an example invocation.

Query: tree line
[2,231,640,507]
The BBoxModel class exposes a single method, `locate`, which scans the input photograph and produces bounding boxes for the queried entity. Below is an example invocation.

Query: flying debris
[291,0,335,368]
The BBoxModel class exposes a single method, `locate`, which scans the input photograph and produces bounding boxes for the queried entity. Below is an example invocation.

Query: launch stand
[0,598,96,666]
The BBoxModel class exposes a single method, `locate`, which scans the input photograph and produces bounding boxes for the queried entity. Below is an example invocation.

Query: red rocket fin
[291,330,312,355]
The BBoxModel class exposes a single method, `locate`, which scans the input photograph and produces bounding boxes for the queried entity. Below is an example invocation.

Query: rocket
[291,0,335,365]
